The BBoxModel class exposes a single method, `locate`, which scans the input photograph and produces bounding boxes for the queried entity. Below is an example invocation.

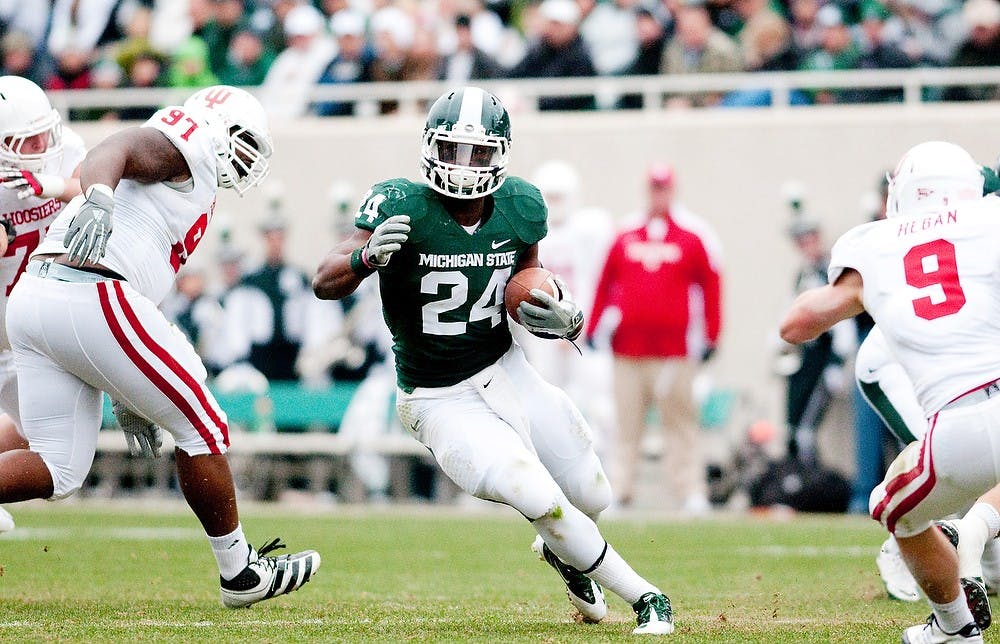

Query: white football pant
[7,274,228,499]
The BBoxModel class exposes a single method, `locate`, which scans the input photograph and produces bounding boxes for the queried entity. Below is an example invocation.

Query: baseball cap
[330,10,365,37]
[647,163,675,188]
[284,4,324,37]
[259,212,289,232]
[539,0,581,25]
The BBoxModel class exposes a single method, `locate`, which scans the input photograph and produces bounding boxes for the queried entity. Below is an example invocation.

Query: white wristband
[85,183,115,201]
[36,174,66,199]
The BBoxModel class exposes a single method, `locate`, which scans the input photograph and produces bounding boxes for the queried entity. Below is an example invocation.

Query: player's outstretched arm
[313,228,376,301]
[780,269,865,344]
[79,127,190,192]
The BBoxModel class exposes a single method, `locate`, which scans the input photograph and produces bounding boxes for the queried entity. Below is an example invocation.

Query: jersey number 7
[904,238,966,320]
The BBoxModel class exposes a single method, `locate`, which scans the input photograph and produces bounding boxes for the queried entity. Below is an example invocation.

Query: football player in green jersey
[313,87,674,636]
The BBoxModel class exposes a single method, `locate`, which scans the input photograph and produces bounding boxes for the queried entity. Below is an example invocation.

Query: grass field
[0,500,943,642]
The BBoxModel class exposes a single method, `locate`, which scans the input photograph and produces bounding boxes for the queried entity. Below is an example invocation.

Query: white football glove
[0,167,66,200]
[64,183,114,266]
[517,276,585,340]
[363,214,410,268]
[113,400,163,459]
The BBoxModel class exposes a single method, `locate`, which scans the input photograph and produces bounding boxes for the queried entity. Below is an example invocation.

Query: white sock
[931,592,974,634]
[957,504,1000,579]
[208,523,252,581]
[968,502,1000,539]
[585,544,660,605]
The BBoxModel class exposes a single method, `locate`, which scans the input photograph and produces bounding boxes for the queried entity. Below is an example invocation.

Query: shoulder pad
[494,176,547,244]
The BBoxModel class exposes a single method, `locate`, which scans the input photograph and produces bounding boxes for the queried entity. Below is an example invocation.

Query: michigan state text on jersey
[355,176,545,391]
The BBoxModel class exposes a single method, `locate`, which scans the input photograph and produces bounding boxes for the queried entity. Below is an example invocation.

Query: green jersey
[356,177,547,391]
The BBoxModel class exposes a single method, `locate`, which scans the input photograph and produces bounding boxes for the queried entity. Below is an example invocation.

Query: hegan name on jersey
[6,198,61,226]
[897,211,957,237]
[418,251,517,268]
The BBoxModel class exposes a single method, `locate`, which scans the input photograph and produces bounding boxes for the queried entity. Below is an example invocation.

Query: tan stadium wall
[69,103,1000,444]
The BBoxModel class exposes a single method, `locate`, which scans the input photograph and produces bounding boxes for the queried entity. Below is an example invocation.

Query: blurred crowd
[4,0,1000,120]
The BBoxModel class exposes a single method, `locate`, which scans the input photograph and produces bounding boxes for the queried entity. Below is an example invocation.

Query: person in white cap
[259,3,336,118]
[506,0,597,110]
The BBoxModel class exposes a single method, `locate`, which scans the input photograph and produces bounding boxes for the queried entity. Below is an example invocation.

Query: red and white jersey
[35,107,218,306]
[0,126,86,349]
[830,195,1000,415]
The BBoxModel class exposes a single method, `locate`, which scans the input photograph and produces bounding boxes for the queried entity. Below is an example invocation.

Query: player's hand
[363,214,410,268]
[64,184,114,265]
[113,399,163,459]
[518,276,584,340]
[0,168,66,200]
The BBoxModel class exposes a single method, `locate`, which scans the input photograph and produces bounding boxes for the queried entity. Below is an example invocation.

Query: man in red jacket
[587,163,722,512]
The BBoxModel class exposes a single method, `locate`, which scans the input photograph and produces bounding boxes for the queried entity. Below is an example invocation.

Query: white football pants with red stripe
[870,394,1000,538]
[7,273,229,499]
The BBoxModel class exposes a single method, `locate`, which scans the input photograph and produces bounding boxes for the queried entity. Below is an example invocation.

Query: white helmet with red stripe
[0,75,63,172]
[885,141,983,218]
[183,85,273,195]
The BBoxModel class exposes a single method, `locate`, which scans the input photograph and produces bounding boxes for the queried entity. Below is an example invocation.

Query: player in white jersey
[858,326,1000,605]
[781,141,1000,643]
[0,75,86,533]
[0,85,320,608]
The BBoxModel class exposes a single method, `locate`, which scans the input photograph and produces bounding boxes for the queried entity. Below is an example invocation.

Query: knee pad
[43,458,86,500]
[559,453,613,517]
[481,456,563,520]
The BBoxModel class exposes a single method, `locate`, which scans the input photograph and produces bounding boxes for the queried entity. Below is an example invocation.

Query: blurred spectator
[406,26,442,82]
[167,36,218,88]
[579,0,640,75]
[148,0,197,54]
[0,2,51,49]
[720,13,809,107]
[118,50,167,120]
[439,14,502,84]
[943,0,1000,101]
[886,0,966,66]
[47,0,129,58]
[778,214,856,465]
[506,0,597,111]
[259,3,336,118]
[736,0,796,71]
[239,212,313,382]
[788,0,824,53]
[45,48,93,93]
[628,7,669,75]
[518,159,616,455]
[849,3,913,102]
[798,4,861,104]
[77,57,125,121]
[313,10,375,116]
[660,0,743,107]
[616,7,668,109]
[218,29,274,86]
[368,6,417,113]
[256,0,304,55]
[587,163,723,513]
[202,0,249,76]
[1,32,45,85]
[161,264,227,373]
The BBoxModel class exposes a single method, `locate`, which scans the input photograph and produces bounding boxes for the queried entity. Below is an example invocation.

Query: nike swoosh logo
[226,539,242,550]
[483,378,492,388]
[491,239,511,249]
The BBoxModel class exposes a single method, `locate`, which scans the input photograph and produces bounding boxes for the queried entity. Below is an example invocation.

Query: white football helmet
[532,159,581,226]
[183,85,273,196]
[885,141,983,218]
[420,86,511,199]
[0,75,63,172]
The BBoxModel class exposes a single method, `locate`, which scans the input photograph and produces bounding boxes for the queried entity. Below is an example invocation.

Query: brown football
[505,267,558,324]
